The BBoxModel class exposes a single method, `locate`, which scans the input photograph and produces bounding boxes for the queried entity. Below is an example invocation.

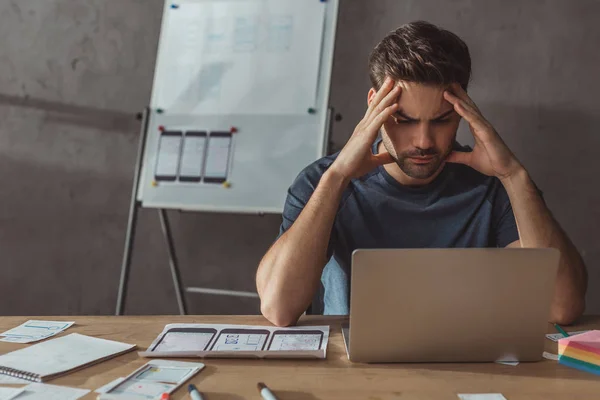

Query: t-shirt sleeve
[276,162,337,258]
[492,181,520,247]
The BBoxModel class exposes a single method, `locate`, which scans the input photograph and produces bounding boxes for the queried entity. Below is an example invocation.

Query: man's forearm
[257,169,349,326]
[501,168,587,324]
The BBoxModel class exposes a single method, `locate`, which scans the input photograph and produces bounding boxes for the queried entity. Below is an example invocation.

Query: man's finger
[365,78,394,119]
[446,150,472,166]
[373,151,395,166]
[449,83,479,110]
[365,103,398,139]
[444,91,489,132]
[366,85,402,125]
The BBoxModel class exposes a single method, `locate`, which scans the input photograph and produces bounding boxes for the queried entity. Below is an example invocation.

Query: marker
[554,323,570,337]
[257,382,279,400]
[160,394,170,400]
[188,384,205,400]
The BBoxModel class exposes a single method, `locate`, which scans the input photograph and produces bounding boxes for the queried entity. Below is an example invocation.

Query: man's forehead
[395,81,453,118]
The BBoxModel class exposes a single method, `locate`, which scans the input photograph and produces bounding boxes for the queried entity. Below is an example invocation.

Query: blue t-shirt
[277,141,519,315]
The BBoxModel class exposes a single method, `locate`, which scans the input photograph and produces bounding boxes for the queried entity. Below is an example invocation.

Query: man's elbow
[260,300,299,327]
[550,298,586,326]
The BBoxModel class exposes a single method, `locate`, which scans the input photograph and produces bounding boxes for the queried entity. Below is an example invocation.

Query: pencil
[554,323,570,337]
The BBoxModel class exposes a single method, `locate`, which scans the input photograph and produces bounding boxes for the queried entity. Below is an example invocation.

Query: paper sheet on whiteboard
[153,0,326,115]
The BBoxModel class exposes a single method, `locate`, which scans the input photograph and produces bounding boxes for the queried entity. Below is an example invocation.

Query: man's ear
[367,88,377,107]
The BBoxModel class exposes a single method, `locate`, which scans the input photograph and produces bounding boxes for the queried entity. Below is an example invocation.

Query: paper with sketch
[0,387,24,400]
[13,383,89,400]
[546,330,589,342]
[151,0,326,115]
[543,351,559,361]
[458,395,507,400]
[96,360,204,400]
[140,324,329,359]
[0,333,136,382]
[0,321,74,344]
[95,377,126,394]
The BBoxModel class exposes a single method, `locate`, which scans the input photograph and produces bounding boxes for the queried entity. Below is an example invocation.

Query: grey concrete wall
[0,0,270,315]
[0,0,598,316]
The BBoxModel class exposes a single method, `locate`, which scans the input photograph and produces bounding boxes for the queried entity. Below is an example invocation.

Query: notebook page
[14,383,89,400]
[0,375,30,384]
[0,333,135,378]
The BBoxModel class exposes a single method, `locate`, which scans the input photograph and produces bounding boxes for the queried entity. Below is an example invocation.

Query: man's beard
[382,136,455,180]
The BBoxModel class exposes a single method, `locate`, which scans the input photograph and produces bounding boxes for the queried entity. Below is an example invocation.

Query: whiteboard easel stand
[115,107,190,315]
[116,0,339,315]
[114,107,336,316]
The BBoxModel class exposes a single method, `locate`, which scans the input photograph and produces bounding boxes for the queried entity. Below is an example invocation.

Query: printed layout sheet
[96,360,204,400]
[0,320,74,344]
[140,324,329,359]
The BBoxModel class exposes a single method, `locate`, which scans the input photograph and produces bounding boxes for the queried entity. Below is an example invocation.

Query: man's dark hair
[368,21,471,91]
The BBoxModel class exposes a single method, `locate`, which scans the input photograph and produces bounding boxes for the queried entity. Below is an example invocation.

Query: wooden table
[0,316,599,399]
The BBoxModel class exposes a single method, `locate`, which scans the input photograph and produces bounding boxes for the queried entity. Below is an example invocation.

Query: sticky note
[559,355,600,375]
[558,330,600,356]
[558,330,600,375]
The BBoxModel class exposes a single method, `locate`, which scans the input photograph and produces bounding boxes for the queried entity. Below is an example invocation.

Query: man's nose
[413,123,435,150]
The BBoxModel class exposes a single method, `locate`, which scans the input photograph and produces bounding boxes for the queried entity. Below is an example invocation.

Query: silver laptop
[342,248,559,363]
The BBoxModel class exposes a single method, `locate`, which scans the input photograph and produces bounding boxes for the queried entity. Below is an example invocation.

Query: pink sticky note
[558,330,600,356]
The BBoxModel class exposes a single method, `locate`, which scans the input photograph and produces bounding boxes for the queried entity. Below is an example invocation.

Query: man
[256,21,587,327]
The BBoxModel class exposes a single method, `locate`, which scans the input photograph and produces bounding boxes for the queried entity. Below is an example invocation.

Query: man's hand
[443,84,523,180]
[329,78,400,181]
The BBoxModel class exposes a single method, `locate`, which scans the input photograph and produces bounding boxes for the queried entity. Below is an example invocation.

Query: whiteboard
[138,0,339,213]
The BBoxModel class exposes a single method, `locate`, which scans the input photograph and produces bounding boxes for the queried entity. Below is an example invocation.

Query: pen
[257,382,279,400]
[554,323,570,337]
[188,383,205,400]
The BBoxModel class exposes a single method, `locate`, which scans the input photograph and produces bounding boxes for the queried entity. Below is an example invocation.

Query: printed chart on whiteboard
[151,0,326,115]
[153,130,232,184]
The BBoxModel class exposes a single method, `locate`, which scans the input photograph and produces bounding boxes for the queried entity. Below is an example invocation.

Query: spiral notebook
[0,333,136,382]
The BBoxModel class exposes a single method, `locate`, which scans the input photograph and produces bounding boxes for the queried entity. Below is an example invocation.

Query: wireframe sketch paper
[154,131,183,181]
[546,330,589,342]
[0,387,24,400]
[203,132,232,182]
[96,360,204,400]
[0,333,136,382]
[151,0,326,115]
[140,324,329,359]
[13,383,89,400]
[0,320,74,344]
[179,131,207,181]
[95,378,126,395]
[543,351,559,361]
